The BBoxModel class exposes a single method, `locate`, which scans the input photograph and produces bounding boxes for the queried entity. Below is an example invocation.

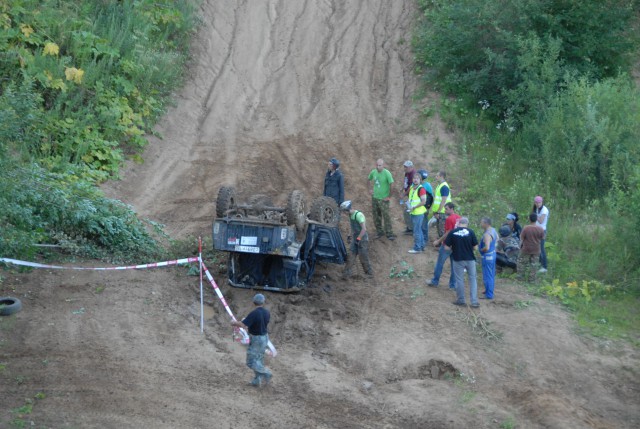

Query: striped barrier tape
[0,257,200,270]
[1,256,277,357]
[200,260,277,357]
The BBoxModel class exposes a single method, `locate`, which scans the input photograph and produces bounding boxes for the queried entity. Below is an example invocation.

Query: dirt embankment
[2,1,639,428]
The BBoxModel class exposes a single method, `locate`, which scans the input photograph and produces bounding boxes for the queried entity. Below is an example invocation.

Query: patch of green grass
[460,390,476,403]
[95,285,105,294]
[500,416,516,429]
[572,295,640,345]
[389,261,416,279]
[514,300,534,309]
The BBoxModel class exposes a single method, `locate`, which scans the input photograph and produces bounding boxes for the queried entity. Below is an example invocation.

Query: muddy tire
[0,297,22,316]
[216,186,236,218]
[309,196,340,227]
[286,190,306,231]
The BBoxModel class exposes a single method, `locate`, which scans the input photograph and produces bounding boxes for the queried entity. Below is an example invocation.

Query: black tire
[0,297,22,316]
[309,196,340,227]
[216,186,236,218]
[286,190,306,231]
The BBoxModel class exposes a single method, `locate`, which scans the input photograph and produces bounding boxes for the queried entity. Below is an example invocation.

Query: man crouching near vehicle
[231,293,272,387]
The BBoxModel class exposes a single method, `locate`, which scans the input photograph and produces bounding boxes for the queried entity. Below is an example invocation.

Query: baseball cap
[329,158,340,167]
[253,293,265,305]
[340,200,352,211]
[403,160,413,167]
[506,213,516,221]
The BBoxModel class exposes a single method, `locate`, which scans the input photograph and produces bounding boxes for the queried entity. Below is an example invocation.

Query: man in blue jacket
[323,157,344,205]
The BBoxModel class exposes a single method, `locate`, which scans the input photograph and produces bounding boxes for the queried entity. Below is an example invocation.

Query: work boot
[249,377,261,387]
[386,234,396,241]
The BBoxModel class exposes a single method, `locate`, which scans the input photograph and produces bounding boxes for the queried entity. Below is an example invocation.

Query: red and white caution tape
[1,255,277,357]
[0,257,199,270]
[201,260,277,357]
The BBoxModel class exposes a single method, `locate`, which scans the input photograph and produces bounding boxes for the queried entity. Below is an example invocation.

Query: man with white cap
[400,160,417,234]
[340,200,374,278]
[231,293,272,387]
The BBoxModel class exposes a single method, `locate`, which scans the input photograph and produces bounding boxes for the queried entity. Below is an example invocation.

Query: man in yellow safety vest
[432,170,452,238]
[407,174,428,253]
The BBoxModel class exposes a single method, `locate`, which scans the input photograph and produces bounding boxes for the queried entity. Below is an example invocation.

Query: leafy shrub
[0,160,166,263]
[414,0,639,120]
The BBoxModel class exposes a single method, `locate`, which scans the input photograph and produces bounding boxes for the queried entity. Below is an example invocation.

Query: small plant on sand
[389,261,416,279]
[500,416,516,429]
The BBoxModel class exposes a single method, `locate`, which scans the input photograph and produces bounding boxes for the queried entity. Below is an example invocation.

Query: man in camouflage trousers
[340,200,373,278]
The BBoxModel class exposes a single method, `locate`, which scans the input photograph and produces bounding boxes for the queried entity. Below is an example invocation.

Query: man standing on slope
[400,160,417,235]
[517,213,545,282]
[432,171,452,238]
[323,157,344,205]
[445,217,480,308]
[427,202,460,289]
[479,217,498,300]
[417,169,434,245]
[231,294,273,388]
[407,173,428,253]
[340,200,374,278]
[368,159,395,240]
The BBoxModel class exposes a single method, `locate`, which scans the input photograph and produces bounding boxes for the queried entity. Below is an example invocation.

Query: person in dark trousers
[340,200,373,278]
[323,157,344,205]
[400,160,416,234]
[427,202,460,289]
[231,294,272,387]
[532,196,549,273]
[445,217,480,308]
[496,225,519,271]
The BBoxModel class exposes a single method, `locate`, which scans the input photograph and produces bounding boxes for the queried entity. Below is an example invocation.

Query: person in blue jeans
[479,217,497,299]
[407,173,428,253]
[417,169,434,244]
[231,293,273,387]
[426,202,460,288]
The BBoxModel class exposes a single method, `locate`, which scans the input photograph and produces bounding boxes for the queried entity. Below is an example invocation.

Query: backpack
[425,190,434,209]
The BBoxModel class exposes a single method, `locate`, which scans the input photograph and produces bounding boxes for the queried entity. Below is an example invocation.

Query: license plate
[235,245,259,253]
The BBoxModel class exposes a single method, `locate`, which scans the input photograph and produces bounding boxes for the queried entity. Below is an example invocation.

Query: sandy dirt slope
[2,1,639,428]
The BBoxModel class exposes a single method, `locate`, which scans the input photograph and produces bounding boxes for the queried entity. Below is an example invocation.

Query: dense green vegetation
[0,0,198,261]
[413,0,640,340]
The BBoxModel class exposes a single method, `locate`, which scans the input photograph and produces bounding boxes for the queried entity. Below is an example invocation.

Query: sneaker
[386,234,396,241]
[403,228,413,235]
[426,280,439,288]
[538,268,547,273]
[408,249,421,254]
[470,303,480,308]
[452,301,466,306]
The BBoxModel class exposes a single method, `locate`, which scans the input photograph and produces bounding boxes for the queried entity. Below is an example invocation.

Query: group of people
[234,158,551,389]
[324,157,551,306]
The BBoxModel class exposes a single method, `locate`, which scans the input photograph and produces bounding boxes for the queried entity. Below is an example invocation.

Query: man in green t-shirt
[368,158,395,240]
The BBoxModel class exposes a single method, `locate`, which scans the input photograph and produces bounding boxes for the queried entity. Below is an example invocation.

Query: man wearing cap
[504,212,522,240]
[445,217,480,308]
[368,159,395,240]
[432,171,452,238]
[340,200,374,277]
[400,160,417,234]
[231,294,273,387]
[323,157,344,205]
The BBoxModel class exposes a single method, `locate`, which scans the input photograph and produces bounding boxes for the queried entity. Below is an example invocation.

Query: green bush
[414,0,639,120]
[0,159,166,263]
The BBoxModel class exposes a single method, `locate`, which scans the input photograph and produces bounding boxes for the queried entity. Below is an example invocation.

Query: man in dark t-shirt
[445,217,480,307]
[231,293,272,387]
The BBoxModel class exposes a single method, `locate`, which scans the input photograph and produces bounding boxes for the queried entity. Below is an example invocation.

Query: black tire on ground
[216,186,236,218]
[0,297,22,316]
[309,196,340,227]
[286,190,306,231]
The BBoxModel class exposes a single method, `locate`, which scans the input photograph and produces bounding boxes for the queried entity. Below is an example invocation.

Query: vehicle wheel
[286,190,306,231]
[0,297,22,316]
[216,186,236,218]
[309,196,340,227]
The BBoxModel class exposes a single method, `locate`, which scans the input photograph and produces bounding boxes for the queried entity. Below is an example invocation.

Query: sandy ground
[2,1,639,428]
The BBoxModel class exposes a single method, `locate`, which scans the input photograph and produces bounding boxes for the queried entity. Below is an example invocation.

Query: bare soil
[2,1,639,428]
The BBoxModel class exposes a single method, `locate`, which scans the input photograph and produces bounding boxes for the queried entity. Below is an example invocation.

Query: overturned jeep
[212,186,347,292]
